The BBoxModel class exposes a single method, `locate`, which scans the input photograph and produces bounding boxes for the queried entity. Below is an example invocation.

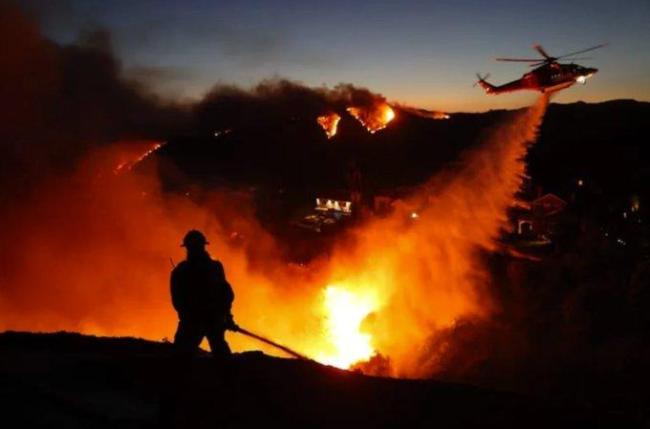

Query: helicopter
[476,43,606,95]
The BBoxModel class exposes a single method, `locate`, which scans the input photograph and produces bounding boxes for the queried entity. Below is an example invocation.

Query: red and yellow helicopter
[476,43,606,95]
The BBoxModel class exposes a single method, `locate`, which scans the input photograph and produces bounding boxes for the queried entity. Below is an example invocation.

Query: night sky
[26,0,650,112]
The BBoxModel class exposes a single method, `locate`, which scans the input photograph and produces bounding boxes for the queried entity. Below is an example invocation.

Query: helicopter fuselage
[478,62,598,95]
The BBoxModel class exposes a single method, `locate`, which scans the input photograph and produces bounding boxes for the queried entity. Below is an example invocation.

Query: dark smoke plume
[0,3,187,201]
[193,79,390,133]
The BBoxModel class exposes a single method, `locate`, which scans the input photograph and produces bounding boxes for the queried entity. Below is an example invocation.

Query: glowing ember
[114,140,164,174]
[317,113,341,139]
[347,103,395,134]
[317,285,379,368]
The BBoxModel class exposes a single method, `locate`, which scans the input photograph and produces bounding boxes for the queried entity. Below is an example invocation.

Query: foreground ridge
[0,331,631,428]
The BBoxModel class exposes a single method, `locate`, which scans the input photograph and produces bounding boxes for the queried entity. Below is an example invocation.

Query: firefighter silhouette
[170,230,236,357]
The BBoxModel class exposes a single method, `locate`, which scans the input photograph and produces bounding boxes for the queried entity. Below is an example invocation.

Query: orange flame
[347,103,395,134]
[316,285,379,368]
[317,113,341,139]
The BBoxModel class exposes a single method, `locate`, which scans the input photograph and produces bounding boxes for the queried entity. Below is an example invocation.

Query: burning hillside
[0,90,549,380]
[0,3,558,379]
[194,80,399,139]
[317,103,403,138]
[317,112,341,139]
[346,103,396,133]
[113,140,165,174]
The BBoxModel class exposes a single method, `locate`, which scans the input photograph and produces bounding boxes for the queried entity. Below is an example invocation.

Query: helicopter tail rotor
[474,73,491,86]
[474,73,495,93]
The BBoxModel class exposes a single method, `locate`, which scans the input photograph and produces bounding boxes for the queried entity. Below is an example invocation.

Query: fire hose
[229,325,311,361]
[168,259,308,361]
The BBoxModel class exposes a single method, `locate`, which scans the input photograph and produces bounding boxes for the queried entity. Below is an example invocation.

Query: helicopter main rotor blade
[495,58,542,62]
[527,56,593,66]
[533,44,553,60]
[556,43,608,60]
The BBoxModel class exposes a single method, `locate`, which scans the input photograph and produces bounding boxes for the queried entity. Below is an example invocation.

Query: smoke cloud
[0,3,187,201]
[193,79,391,133]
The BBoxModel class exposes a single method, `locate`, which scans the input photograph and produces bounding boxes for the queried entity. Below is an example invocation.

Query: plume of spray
[315,94,550,376]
